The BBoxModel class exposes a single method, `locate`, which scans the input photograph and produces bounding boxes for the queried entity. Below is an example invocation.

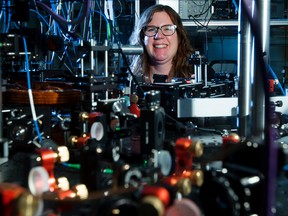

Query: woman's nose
[154,29,164,39]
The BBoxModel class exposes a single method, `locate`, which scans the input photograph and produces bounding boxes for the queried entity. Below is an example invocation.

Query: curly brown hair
[129,4,194,82]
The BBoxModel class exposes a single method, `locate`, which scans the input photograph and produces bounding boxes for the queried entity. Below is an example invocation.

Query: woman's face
[143,11,178,66]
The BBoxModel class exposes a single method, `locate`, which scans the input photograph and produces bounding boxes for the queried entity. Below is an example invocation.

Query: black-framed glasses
[143,24,177,37]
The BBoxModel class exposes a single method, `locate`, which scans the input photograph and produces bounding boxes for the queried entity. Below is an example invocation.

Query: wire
[22,36,43,143]
[45,51,56,65]
[191,0,207,7]
[30,9,49,27]
[36,0,92,40]
[6,0,12,33]
[105,16,144,97]
[0,1,5,32]
[0,0,11,33]
[92,9,111,41]
[268,64,285,96]
[188,14,208,28]
[114,0,123,19]
[194,0,217,18]
[94,0,112,41]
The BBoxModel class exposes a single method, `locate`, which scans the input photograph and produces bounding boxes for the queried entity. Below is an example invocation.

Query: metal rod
[237,0,254,137]
[80,39,84,77]
[90,38,95,72]
[105,40,109,100]
[134,0,140,26]
[253,2,276,216]
[104,40,109,77]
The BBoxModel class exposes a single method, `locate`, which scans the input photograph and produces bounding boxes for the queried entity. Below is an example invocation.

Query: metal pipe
[237,0,254,137]
[253,2,275,216]
[134,0,140,27]
[104,39,109,77]
[251,0,270,140]
[240,1,276,215]
[90,38,95,72]
[80,39,84,77]
[117,45,143,55]
[104,40,109,100]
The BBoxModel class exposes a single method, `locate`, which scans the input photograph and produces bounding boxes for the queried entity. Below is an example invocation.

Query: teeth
[154,44,167,48]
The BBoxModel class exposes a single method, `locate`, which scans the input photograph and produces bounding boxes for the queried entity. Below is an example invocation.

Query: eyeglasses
[143,24,177,37]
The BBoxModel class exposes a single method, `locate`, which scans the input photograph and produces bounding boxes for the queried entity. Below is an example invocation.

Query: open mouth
[154,44,168,48]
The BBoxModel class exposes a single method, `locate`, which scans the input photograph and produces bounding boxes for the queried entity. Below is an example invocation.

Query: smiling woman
[129,4,194,83]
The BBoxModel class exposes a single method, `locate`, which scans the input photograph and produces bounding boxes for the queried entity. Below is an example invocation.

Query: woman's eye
[162,25,170,30]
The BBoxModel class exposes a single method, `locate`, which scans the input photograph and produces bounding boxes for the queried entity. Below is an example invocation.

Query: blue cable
[268,64,286,96]
[232,0,239,12]
[6,0,11,33]
[0,1,5,32]
[30,9,49,27]
[64,46,74,67]
[45,51,56,65]
[49,0,62,36]
[92,9,111,41]
[22,36,43,143]
[94,0,112,40]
